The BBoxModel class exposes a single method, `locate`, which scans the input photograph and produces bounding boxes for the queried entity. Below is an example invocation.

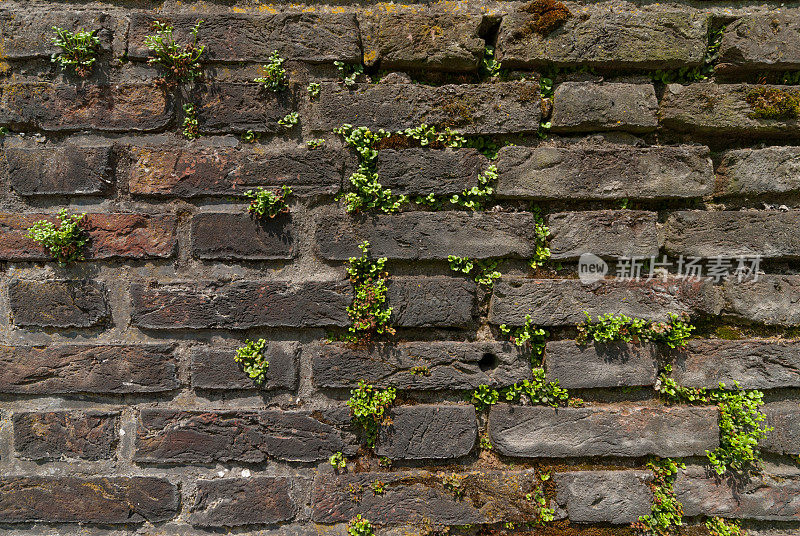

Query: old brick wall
[0,1,799,536]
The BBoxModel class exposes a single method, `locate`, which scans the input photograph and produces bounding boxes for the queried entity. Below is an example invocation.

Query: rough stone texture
[310,81,540,134]
[192,82,295,134]
[0,344,177,394]
[376,148,487,196]
[191,342,299,391]
[0,11,117,59]
[762,402,800,456]
[389,277,476,328]
[0,477,179,523]
[671,339,800,390]
[312,469,543,526]
[311,341,529,390]
[717,146,800,196]
[551,82,658,133]
[718,14,800,73]
[547,210,659,260]
[496,6,708,69]
[191,213,296,260]
[489,404,719,458]
[3,144,113,196]
[125,143,348,197]
[495,143,714,200]
[375,405,476,460]
[544,340,659,389]
[360,11,485,71]
[315,210,539,260]
[13,411,119,461]
[9,279,110,328]
[663,210,800,260]
[723,276,800,326]
[489,278,722,326]
[554,471,653,524]
[189,477,295,528]
[134,408,357,464]
[676,464,800,520]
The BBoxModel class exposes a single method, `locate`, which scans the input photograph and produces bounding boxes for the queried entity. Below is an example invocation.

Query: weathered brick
[0,344,177,394]
[311,341,529,390]
[0,11,117,59]
[671,339,800,390]
[548,210,659,260]
[376,148,487,196]
[192,82,295,134]
[0,476,179,523]
[310,81,540,134]
[312,469,542,526]
[3,144,113,196]
[389,277,476,328]
[717,146,800,196]
[660,83,800,137]
[489,404,719,458]
[544,340,659,389]
[9,279,110,328]
[315,210,539,261]
[762,401,800,456]
[191,342,299,390]
[718,14,800,73]
[375,405,476,460]
[0,83,172,132]
[676,464,800,520]
[189,477,295,528]
[13,411,119,461]
[131,280,351,329]
[489,278,721,327]
[554,471,652,524]
[495,144,714,200]
[127,12,360,63]
[360,11,485,71]
[125,143,347,197]
[191,213,295,260]
[551,82,658,133]
[496,6,708,70]
[663,211,800,260]
[723,276,800,326]
[134,408,356,464]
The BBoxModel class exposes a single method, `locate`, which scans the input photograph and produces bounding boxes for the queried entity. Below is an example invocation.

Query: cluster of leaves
[329,451,347,471]
[307,82,321,99]
[528,206,551,269]
[182,103,199,139]
[650,24,725,84]
[26,209,89,265]
[500,314,548,363]
[347,379,396,447]
[480,45,502,79]
[51,27,100,77]
[306,138,325,149]
[632,458,685,536]
[254,51,287,92]
[706,517,746,536]
[746,87,800,120]
[576,312,695,349]
[347,515,374,536]
[345,241,395,341]
[241,130,260,143]
[450,164,498,210]
[233,338,270,386]
[334,61,364,87]
[525,472,555,526]
[448,256,501,288]
[244,185,292,219]
[400,124,467,148]
[278,111,299,128]
[472,369,573,410]
[144,20,205,87]
[442,473,465,499]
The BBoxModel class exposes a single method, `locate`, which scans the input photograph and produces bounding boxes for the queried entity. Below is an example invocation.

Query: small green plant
[348,515,374,536]
[576,312,694,349]
[378,456,392,468]
[345,241,394,341]
[329,451,347,471]
[706,517,745,536]
[502,369,571,407]
[306,138,325,149]
[448,256,501,288]
[182,103,200,139]
[244,185,292,219]
[471,384,500,411]
[480,46,502,78]
[241,130,260,143]
[450,164,497,210]
[400,124,467,148]
[442,473,464,499]
[526,472,554,526]
[278,111,299,128]
[479,433,493,450]
[347,379,396,448]
[528,206,551,269]
[410,366,430,376]
[51,27,100,77]
[307,82,321,99]
[254,50,287,92]
[633,458,685,536]
[26,209,89,265]
[144,20,205,87]
[233,338,270,385]
[500,314,548,364]
[334,61,364,87]
[0,127,8,137]
[371,480,385,495]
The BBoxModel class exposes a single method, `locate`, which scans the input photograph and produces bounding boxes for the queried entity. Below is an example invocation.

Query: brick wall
[0,1,799,536]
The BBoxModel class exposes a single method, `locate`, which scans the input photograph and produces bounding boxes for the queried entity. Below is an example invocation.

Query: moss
[440,94,479,127]
[746,86,800,119]
[516,0,572,38]
[715,326,744,340]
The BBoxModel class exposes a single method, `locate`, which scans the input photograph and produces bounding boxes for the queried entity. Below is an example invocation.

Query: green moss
[746,87,800,119]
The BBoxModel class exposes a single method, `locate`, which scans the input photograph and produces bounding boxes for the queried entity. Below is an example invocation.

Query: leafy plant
[706,517,745,536]
[471,384,500,411]
[329,451,347,471]
[502,369,571,407]
[241,130,260,143]
[144,20,205,87]
[278,111,299,128]
[0,127,8,137]
[182,103,200,139]
[442,473,464,499]
[410,366,430,376]
[254,50,287,92]
[528,206,551,269]
[576,312,694,349]
[480,46,502,78]
[448,255,501,288]
[400,124,467,148]
[306,138,325,149]
[345,241,395,341]
[526,472,554,526]
[334,61,364,87]
[307,82,321,99]
[633,458,685,536]
[371,480,386,495]
[26,209,89,265]
[244,185,292,219]
[234,338,269,385]
[500,314,548,364]
[347,379,396,447]
[450,164,497,210]
[51,27,100,77]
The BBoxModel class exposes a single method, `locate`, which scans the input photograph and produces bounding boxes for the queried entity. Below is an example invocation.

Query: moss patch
[516,0,572,38]
[746,86,800,119]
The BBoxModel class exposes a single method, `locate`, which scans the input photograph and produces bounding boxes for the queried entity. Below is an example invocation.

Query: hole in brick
[478,352,499,371]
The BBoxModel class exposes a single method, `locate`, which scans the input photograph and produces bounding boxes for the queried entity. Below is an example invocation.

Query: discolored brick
[9,279,110,328]
[13,411,119,460]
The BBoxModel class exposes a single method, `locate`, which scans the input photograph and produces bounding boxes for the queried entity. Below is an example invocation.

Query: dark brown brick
[4,144,113,196]
[548,210,659,260]
[389,276,476,328]
[723,275,800,326]
[9,279,110,328]
[554,471,653,524]
[544,340,659,389]
[0,11,117,59]
[376,148,487,196]
[193,82,294,134]
[13,411,119,460]
[189,477,295,528]
[762,401,800,456]
[0,476,179,523]
[551,82,658,134]
[376,405,476,460]
[191,342,299,390]
[191,213,295,260]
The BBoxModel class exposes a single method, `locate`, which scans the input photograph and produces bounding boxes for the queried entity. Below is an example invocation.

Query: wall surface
[0,1,799,536]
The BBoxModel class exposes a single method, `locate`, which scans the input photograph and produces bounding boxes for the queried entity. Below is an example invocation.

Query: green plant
[371,480,386,495]
[410,366,430,376]
[471,384,499,411]
[481,46,502,78]
[244,185,292,219]
[528,206,551,269]
[503,369,570,407]
[378,456,392,468]
[26,209,89,265]
[345,241,395,341]
[51,27,100,77]
[576,312,694,349]
[329,451,347,471]
[500,314,548,364]
[254,50,287,92]
[442,473,464,499]
[307,82,321,99]
[633,458,685,536]
[526,472,554,526]
[348,515,374,536]
[706,517,745,536]
[306,138,325,149]
[746,87,800,119]
[400,124,467,148]
[0,127,8,137]
[347,379,396,447]
[241,130,260,143]
[233,338,270,385]
[448,256,501,288]
[144,20,205,87]
[334,61,364,87]
[450,164,497,210]
[182,103,200,139]
[479,433,493,450]
[278,111,299,128]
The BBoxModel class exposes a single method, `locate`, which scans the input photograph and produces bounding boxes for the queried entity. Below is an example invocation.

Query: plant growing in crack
[27,209,89,265]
